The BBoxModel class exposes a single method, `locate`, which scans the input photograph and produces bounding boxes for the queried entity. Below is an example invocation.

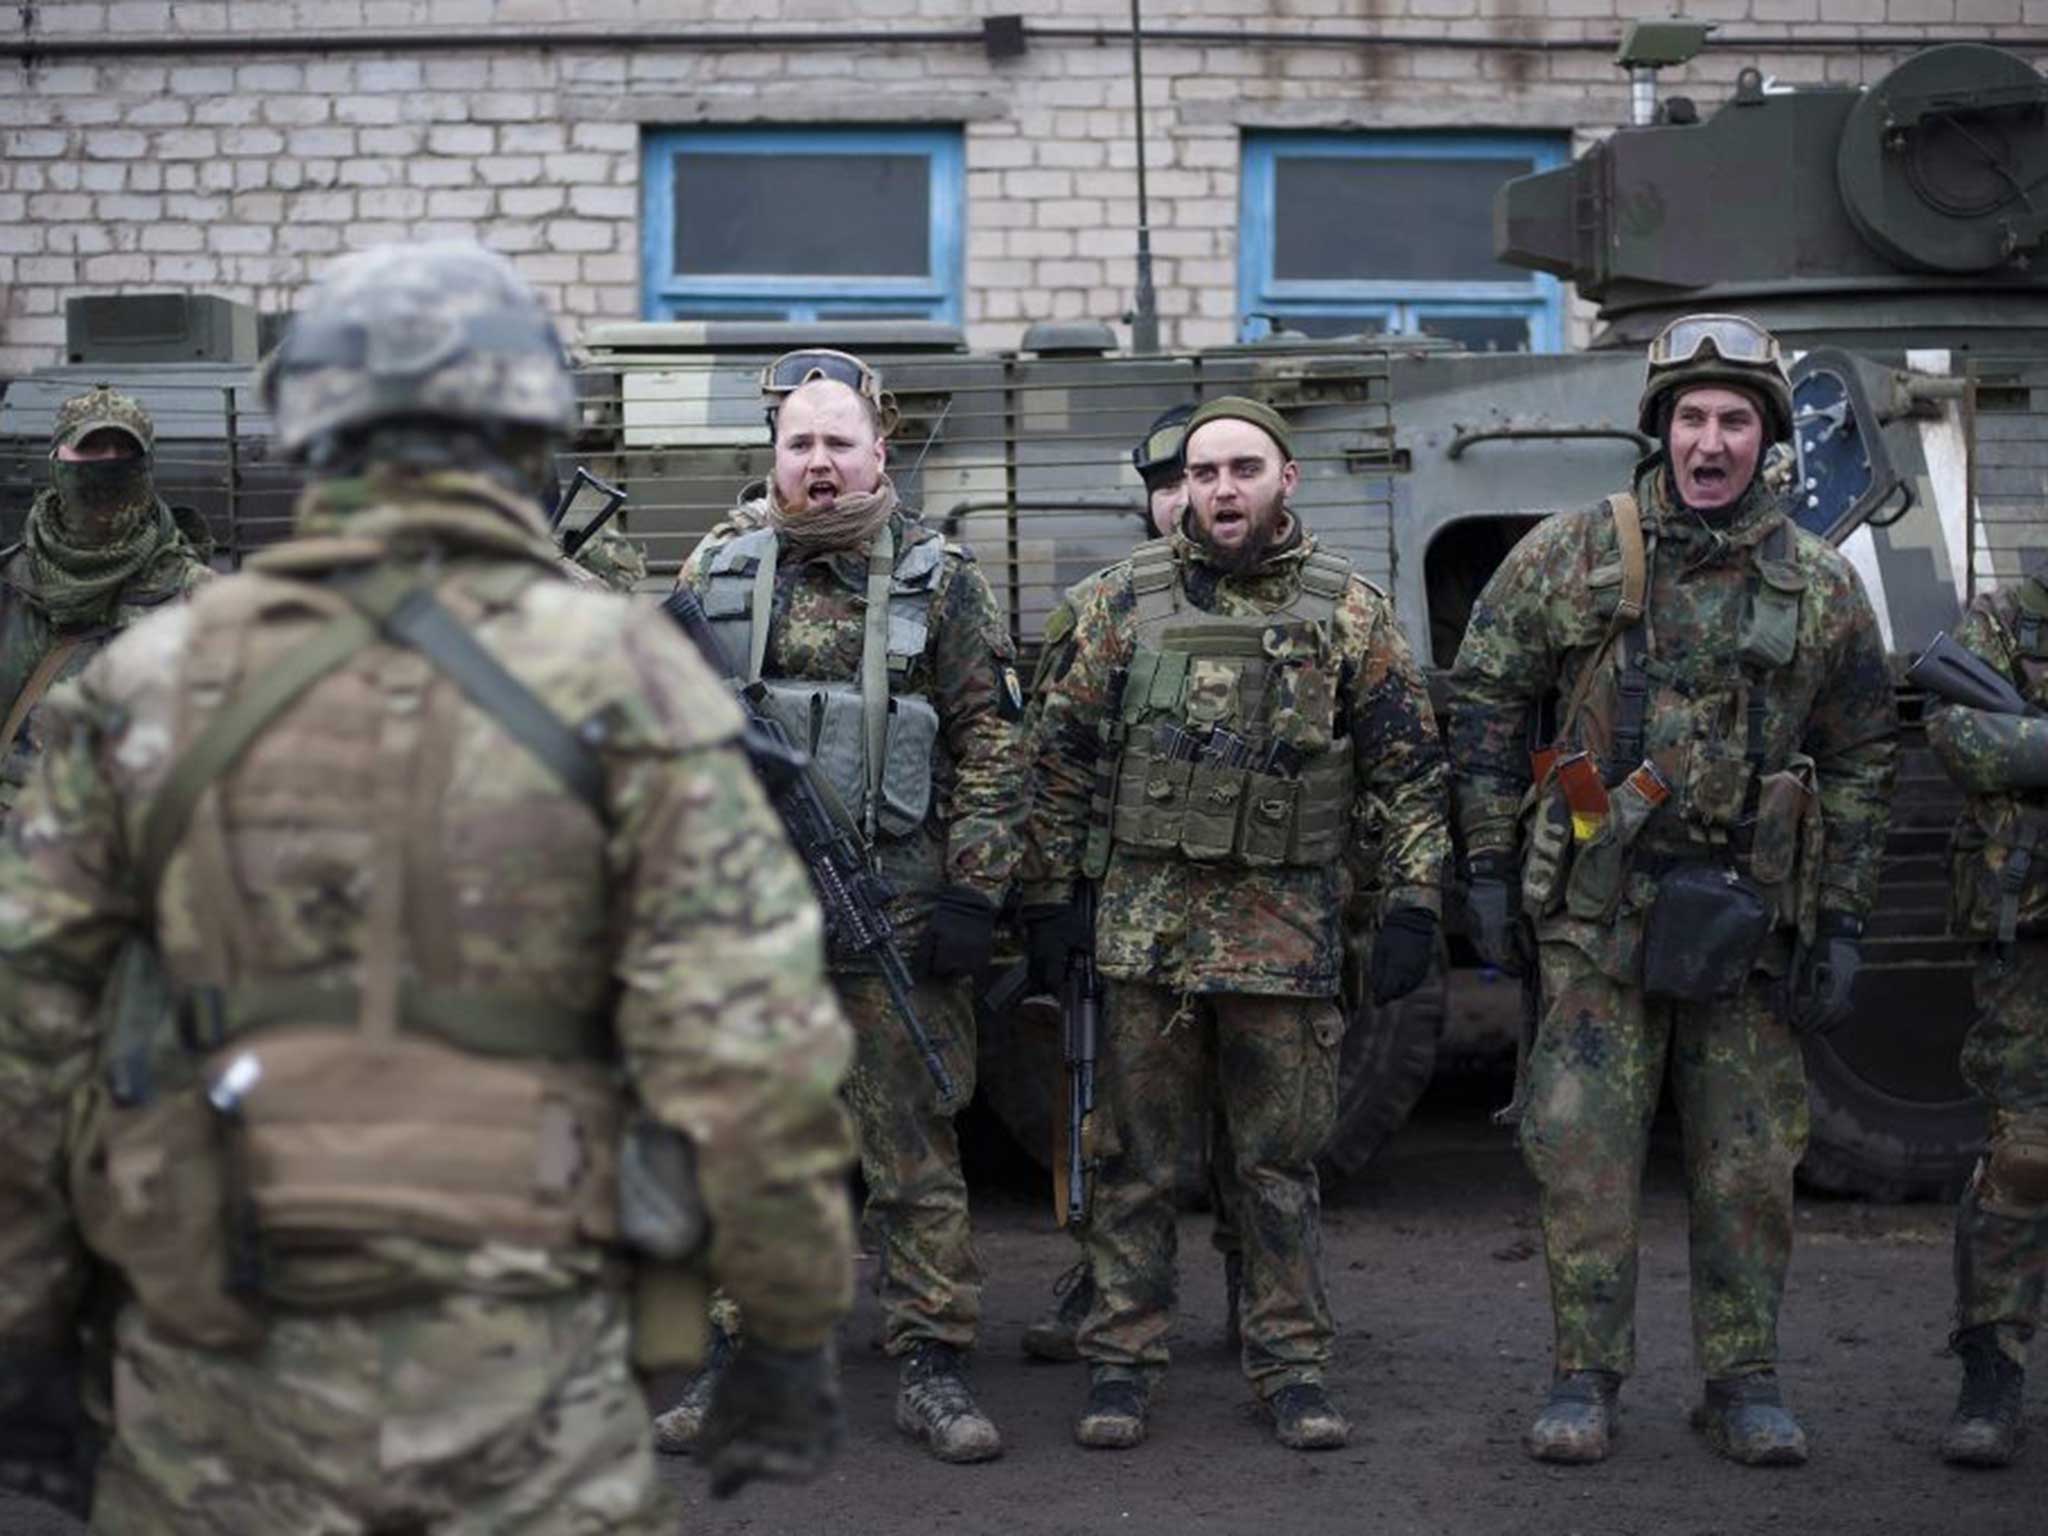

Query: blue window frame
[641,126,964,324]
[1239,131,1570,352]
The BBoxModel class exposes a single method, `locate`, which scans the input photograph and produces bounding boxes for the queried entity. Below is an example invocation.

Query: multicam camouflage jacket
[1926,572,2048,942]
[0,493,212,817]
[677,504,1029,930]
[0,468,856,1354]
[1025,517,1449,998]
[1447,465,1899,979]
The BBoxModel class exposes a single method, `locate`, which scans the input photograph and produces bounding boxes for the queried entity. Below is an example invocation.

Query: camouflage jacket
[0,495,212,816]
[1025,519,1449,998]
[677,505,1029,933]
[1926,573,2048,939]
[1447,466,1898,975]
[0,470,856,1355]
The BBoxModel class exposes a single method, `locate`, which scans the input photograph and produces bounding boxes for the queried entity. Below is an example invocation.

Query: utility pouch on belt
[1641,863,1773,1002]
[1748,752,1820,939]
[616,1117,711,1372]
[1565,761,1669,922]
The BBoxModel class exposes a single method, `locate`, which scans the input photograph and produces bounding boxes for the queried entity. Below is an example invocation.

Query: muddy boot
[651,1320,736,1457]
[1692,1370,1809,1466]
[1074,1370,1151,1450]
[1222,1250,1244,1352]
[1022,1263,1093,1364]
[1524,1370,1620,1464]
[895,1342,1003,1464]
[1942,1327,2025,1468]
[1268,1382,1351,1451]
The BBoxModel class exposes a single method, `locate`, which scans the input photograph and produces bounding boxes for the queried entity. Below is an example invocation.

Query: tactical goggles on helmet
[1132,405,1194,486]
[1647,314,1783,370]
[759,349,884,405]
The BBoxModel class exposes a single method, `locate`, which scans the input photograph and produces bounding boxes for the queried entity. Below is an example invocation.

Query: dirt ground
[6,1088,2039,1536]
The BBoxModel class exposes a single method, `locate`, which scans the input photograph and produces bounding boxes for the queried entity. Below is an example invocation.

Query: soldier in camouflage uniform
[0,244,858,1530]
[1020,403,1252,1365]
[1024,396,1448,1452]
[1924,569,2048,1467]
[657,349,1028,1465]
[1447,314,1898,1467]
[0,386,212,819]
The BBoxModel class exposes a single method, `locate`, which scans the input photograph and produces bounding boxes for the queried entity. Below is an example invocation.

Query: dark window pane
[1273,156,1533,282]
[1264,312,1393,339]
[674,153,930,278]
[1418,313,1531,352]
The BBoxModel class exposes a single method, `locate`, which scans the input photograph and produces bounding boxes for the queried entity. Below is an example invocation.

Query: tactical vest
[1100,540,1356,870]
[1523,505,1820,936]
[699,522,943,845]
[69,561,638,1344]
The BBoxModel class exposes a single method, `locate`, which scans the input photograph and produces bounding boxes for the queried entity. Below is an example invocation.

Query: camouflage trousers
[91,1288,667,1535]
[1520,943,1809,1379]
[1954,941,2048,1366]
[1079,980,1341,1395]
[841,969,982,1355]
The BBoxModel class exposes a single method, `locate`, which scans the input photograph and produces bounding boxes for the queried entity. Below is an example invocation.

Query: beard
[1197,492,1291,575]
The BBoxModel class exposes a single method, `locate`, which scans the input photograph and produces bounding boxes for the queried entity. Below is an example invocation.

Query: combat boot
[1692,1370,1809,1466]
[895,1342,1002,1464]
[1021,1262,1093,1363]
[1074,1369,1151,1450]
[1222,1250,1244,1352]
[1942,1327,2025,1468]
[1267,1382,1350,1451]
[1524,1370,1621,1464]
[651,1320,736,1456]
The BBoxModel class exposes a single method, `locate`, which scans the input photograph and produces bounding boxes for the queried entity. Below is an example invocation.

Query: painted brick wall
[3,0,2044,371]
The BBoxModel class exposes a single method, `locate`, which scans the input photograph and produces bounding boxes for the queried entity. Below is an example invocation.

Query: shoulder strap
[140,565,608,904]
[1555,494,1648,750]
[0,636,86,767]
[1128,541,1180,629]
[860,521,895,844]
[743,530,778,684]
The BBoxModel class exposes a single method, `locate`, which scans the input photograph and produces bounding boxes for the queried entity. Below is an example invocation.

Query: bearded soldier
[1448,314,1898,1467]
[657,349,1028,1464]
[0,386,211,818]
[1024,395,1448,1452]
[0,243,858,1529]
[1924,568,2048,1468]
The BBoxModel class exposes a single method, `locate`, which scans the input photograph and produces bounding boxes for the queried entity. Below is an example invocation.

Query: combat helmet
[1132,403,1195,489]
[260,242,577,464]
[51,385,155,460]
[1637,313,1795,444]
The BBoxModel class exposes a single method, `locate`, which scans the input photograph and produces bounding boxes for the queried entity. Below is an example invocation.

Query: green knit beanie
[1184,396,1294,463]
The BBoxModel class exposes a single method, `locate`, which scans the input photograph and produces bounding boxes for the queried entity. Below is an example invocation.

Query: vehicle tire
[1794,730,1984,1202]
[1318,963,1448,1179]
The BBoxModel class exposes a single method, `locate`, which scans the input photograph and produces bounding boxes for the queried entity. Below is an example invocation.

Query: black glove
[1463,853,1524,977]
[1788,910,1863,1037]
[1370,906,1440,1006]
[699,1341,842,1500]
[1021,900,1090,994]
[0,1351,99,1519]
[917,885,998,980]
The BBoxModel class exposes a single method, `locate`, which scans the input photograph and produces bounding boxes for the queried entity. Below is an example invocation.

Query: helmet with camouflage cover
[1637,312,1795,444]
[51,385,154,459]
[260,242,577,463]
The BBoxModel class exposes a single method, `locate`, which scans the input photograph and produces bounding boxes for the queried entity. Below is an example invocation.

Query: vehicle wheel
[1318,963,1447,1179]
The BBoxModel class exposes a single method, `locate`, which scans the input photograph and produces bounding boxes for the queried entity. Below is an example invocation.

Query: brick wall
[3,1,2044,372]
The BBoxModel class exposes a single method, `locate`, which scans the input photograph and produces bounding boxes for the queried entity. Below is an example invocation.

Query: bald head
[772,378,887,513]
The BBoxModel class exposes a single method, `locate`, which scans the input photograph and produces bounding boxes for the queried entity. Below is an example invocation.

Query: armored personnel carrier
[1,36,2040,1197]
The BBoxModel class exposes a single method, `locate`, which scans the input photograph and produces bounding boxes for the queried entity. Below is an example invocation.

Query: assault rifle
[1055,882,1102,1228]
[660,585,959,1108]
[1908,631,2042,718]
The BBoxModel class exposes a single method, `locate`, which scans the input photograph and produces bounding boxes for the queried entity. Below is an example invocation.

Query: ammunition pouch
[1640,862,1773,1003]
[759,680,938,842]
[1108,735,1352,867]
[1748,752,1822,944]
